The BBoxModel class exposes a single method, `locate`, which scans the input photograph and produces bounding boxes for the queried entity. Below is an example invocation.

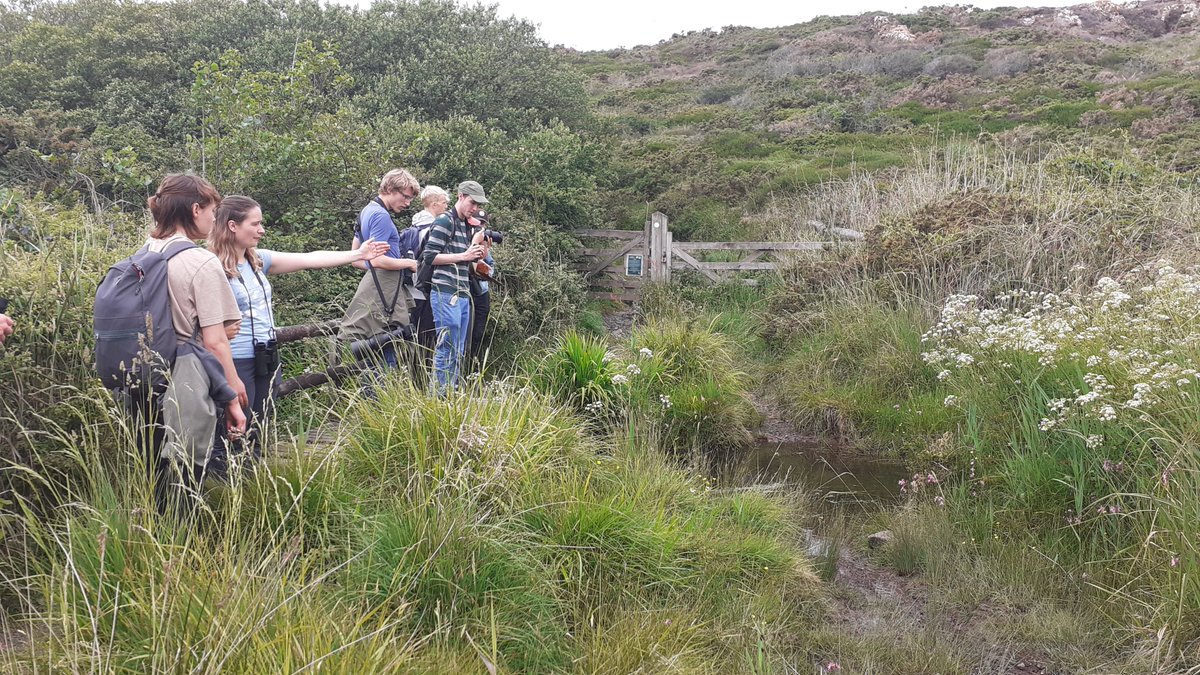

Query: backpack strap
[161,238,197,260]
[355,199,403,322]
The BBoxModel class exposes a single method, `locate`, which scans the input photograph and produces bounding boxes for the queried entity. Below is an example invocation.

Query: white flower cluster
[457,421,490,452]
[924,261,1200,431]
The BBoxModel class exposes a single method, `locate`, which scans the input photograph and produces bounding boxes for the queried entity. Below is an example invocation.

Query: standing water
[731,440,909,506]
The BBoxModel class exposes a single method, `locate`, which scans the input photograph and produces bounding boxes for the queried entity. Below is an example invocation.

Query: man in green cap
[419,180,488,392]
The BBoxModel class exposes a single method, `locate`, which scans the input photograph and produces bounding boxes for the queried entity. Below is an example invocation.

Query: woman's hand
[0,314,13,345]
[230,374,249,408]
[357,238,391,263]
[225,400,247,436]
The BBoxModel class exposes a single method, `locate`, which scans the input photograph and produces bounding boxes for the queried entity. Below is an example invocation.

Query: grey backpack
[93,240,196,392]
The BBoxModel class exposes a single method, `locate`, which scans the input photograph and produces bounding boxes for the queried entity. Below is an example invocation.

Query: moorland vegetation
[4,0,1200,670]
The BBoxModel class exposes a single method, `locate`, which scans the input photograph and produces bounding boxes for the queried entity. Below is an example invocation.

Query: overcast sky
[450,0,1084,51]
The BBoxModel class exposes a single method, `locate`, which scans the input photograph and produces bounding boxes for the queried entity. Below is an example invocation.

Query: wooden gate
[576,212,859,300]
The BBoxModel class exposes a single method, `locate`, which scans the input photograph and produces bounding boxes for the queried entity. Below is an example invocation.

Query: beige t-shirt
[146,234,241,342]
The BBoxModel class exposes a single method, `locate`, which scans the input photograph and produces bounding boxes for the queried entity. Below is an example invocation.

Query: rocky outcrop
[872,16,916,42]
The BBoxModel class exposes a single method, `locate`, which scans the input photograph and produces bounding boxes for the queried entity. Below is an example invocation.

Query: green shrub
[698,83,744,105]
[0,199,136,509]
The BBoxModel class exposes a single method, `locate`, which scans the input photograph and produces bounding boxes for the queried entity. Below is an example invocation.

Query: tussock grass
[1,374,818,672]
[533,317,757,463]
[766,289,949,446]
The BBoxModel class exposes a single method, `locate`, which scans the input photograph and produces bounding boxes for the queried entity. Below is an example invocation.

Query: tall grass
[2,375,818,672]
[533,317,756,464]
[767,140,1200,301]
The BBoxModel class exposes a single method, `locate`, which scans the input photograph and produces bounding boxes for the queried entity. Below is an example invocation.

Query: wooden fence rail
[274,320,346,398]
[574,212,860,298]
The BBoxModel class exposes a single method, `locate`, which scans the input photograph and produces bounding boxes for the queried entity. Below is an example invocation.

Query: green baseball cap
[457,180,489,204]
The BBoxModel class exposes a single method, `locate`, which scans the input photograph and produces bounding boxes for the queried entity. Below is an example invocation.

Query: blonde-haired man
[339,168,421,372]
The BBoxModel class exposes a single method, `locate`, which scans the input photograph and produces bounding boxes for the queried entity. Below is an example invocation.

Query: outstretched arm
[360,255,418,272]
[351,236,366,270]
[266,239,392,275]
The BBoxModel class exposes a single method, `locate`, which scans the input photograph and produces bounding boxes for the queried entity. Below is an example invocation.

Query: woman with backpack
[207,195,390,462]
[140,173,246,495]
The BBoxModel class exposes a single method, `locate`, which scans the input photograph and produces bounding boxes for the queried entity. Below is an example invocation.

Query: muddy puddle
[724,440,909,507]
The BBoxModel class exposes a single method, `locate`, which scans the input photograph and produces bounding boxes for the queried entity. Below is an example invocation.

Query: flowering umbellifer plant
[920,260,1200,619]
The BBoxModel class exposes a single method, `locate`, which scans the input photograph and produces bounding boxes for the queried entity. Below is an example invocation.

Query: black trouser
[124,387,204,515]
[213,357,280,476]
[411,296,437,381]
[467,290,491,367]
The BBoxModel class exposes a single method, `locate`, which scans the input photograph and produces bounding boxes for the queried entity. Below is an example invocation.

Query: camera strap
[250,263,276,341]
[236,253,279,346]
[356,198,403,321]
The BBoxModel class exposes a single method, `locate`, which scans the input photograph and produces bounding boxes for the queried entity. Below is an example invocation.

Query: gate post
[649,211,670,282]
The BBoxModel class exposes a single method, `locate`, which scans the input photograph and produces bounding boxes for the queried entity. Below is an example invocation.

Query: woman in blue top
[208,195,389,460]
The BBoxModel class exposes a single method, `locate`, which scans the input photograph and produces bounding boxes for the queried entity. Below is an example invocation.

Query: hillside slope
[572,0,1200,239]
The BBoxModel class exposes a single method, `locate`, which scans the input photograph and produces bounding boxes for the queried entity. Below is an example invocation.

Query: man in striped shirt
[420,180,487,392]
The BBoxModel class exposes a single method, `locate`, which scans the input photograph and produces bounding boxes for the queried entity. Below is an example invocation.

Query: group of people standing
[110,167,497,500]
[339,169,496,391]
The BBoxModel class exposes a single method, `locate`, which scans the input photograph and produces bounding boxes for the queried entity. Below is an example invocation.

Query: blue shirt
[359,199,401,263]
[228,251,274,360]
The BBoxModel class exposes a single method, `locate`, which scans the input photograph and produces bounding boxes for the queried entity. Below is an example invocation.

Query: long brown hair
[209,195,263,279]
[148,173,221,239]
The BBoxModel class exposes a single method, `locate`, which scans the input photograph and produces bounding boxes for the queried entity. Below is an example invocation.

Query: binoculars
[253,339,280,378]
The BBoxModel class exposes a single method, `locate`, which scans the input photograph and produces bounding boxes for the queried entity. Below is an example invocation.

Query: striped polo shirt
[420,209,472,297]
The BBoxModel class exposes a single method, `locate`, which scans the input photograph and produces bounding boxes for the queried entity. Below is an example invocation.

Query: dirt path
[823,540,1055,674]
[749,390,821,444]
[600,306,638,340]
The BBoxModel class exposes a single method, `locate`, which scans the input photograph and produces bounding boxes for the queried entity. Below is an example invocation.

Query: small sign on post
[625,253,643,276]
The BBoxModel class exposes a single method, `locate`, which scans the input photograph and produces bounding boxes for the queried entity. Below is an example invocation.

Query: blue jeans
[431,289,471,392]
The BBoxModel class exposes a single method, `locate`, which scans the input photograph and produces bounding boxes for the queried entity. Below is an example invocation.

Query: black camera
[253,339,280,378]
[474,212,503,245]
